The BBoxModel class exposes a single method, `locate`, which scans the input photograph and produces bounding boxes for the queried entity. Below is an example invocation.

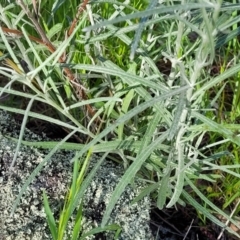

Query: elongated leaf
[70,153,109,218]
[192,111,240,146]
[42,191,58,240]
[79,224,121,239]
[47,23,63,40]
[157,169,171,209]
[192,62,240,100]
[131,182,159,205]
[7,138,160,153]
[130,0,158,60]
[166,144,185,208]
[101,132,168,227]
[0,105,91,136]
[71,85,189,163]
[72,201,83,240]
[183,177,240,238]
[83,3,213,32]
[68,63,167,92]
[10,95,38,169]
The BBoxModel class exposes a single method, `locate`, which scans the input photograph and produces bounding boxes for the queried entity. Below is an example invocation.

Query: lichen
[0,110,154,240]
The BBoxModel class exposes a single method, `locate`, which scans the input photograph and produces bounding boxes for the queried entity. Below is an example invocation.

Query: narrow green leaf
[72,201,83,240]
[83,3,213,32]
[166,144,185,208]
[168,91,186,140]
[43,191,58,240]
[157,170,171,209]
[192,62,240,100]
[10,95,38,169]
[130,0,158,60]
[192,111,240,146]
[70,152,109,218]
[70,63,167,91]
[139,109,163,155]
[101,132,168,227]
[131,182,159,205]
[182,190,240,239]
[79,224,121,239]
[118,89,134,140]
[71,85,189,163]
[47,23,63,40]
[185,177,240,230]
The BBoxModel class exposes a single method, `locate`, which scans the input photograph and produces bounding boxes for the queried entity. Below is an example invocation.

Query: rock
[0,110,153,240]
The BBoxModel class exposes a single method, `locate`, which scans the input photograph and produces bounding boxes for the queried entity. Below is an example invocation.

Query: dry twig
[68,0,90,37]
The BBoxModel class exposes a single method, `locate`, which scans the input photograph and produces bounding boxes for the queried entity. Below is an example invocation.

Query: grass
[43,149,121,239]
[1,0,240,239]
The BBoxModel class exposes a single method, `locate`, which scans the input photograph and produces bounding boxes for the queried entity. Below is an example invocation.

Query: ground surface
[0,110,234,240]
[0,110,154,240]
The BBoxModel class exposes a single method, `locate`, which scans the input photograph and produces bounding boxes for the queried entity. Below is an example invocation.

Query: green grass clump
[1,0,240,239]
[43,149,121,239]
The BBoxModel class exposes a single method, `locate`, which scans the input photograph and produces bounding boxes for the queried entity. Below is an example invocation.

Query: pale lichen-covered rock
[0,111,73,240]
[0,110,154,240]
